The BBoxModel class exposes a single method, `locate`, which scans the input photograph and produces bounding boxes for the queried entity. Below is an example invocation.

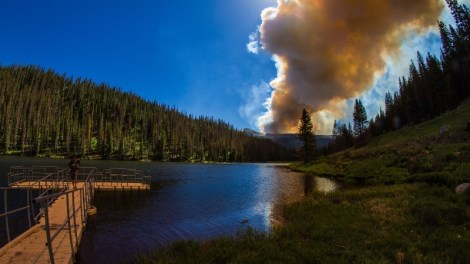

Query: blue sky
[1,0,468,133]
[0,0,277,129]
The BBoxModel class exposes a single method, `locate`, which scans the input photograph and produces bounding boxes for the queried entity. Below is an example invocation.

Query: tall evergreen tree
[384,92,394,131]
[297,109,316,163]
[353,99,368,137]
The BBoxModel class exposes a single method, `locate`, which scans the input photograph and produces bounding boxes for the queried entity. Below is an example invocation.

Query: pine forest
[329,0,470,153]
[0,65,294,162]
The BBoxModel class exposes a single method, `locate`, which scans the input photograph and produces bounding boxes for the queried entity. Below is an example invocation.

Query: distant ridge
[242,128,332,150]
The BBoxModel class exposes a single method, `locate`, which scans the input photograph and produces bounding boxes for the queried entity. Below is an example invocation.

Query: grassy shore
[135,100,470,263]
[136,184,469,263]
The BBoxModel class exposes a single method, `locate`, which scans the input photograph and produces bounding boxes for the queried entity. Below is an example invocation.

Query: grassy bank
[136,184,470,263]
[291,99,470,186]
[136,100,470,263]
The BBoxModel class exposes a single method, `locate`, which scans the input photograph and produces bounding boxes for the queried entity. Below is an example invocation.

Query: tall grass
[136,184,470,263]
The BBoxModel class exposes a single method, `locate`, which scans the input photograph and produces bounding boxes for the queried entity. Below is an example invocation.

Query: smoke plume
[257,0,444,133]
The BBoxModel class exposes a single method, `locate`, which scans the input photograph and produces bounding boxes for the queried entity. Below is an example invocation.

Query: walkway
[0,183,87,264]
[0,166,151,263]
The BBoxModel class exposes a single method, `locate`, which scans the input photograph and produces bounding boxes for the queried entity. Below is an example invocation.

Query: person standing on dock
[68,155,80,189]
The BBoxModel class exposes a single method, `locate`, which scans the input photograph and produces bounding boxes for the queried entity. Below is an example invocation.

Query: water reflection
[0,158,338,263]
[268,167,338,226]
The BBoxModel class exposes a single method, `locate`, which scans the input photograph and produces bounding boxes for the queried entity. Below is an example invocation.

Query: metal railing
[8,166,67,190]
[95,168,151,188]
[8,166,150,190]
[77,167,95,211]
[35,188,89,264]
[0,188,35,245]
[2,165,150,263]
[34,172,94,264]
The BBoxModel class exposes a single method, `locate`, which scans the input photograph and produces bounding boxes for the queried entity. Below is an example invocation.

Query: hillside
[0,65,294,162]
[292,98,470,185]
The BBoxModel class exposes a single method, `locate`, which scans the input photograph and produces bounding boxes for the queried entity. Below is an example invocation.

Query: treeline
[327,0,470,153]
[0,65,294,162]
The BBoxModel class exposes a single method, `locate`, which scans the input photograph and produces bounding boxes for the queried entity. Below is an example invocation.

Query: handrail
[8,166,67,190]
[3,165,150,263]
[96,168,151,188]
[34,168,95,264]
[9,166,151,190]
[36,189,85,264]
[33,186,68,223]
[0,188,34,245]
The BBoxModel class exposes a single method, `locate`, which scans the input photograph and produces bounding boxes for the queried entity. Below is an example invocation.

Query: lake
[0,157,338,263]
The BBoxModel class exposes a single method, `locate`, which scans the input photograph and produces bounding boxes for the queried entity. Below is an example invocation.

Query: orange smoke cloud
[257,0,444,133]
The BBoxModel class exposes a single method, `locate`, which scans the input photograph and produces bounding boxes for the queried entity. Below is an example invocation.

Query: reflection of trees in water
[303,174,314,196]
[270,170,338,227]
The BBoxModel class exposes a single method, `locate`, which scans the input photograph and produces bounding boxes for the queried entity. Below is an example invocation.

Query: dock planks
[1,166,151,263]
[0,183,86,264]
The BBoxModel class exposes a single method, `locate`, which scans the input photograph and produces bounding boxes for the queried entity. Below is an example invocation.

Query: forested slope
[0,65,294,162]
[328,0,470,153]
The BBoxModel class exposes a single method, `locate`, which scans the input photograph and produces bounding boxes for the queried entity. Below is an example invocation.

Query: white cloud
[239,82,273,129]
[247,31,261,54]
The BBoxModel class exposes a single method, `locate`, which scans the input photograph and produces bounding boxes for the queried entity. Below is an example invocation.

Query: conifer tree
[298,109,316,163]
[0,65,294,162]
[353,99,368,137]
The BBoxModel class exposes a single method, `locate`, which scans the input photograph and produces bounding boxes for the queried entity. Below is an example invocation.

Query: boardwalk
[0,183,87,264]
[10,181,150,191]
[0,166,151,263]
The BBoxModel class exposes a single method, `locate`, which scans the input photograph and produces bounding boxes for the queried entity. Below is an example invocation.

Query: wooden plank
[0,182,86,264]
[2,176,150,263]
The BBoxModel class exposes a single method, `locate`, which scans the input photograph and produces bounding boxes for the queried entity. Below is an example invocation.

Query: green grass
[135,100,470,263]
[292,99,470,186]
[136,184,470,263]
[368,98,470,148]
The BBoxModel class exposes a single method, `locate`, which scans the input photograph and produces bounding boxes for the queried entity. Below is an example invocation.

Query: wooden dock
[0,183,86,264]
[10,181,150,192]
[0,166,151,263]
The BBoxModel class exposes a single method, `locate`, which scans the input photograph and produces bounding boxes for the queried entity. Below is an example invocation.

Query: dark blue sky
[0,0,277,129]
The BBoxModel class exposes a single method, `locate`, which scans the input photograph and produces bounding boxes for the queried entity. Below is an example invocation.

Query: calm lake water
[0,156,338,263]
